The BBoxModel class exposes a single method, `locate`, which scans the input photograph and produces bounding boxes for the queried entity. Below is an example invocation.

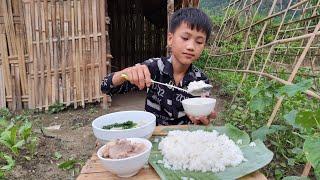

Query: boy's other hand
[120,64,151,90]
[187,111,217,125]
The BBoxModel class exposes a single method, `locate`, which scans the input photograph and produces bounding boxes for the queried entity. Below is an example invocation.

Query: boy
[101,8,216,125]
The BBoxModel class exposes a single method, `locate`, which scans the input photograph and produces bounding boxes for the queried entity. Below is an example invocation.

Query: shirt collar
[162,56,197,87]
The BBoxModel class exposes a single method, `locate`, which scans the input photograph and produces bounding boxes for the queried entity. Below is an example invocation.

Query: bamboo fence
[205,0,320,177]
[0,0,111,111]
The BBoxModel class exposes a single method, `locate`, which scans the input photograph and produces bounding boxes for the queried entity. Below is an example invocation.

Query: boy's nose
[186,42,195,51]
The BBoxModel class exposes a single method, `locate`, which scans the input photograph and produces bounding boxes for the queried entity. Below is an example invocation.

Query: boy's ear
[167,32,173,47]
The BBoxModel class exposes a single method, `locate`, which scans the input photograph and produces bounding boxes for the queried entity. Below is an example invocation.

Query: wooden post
[167,0,174,56]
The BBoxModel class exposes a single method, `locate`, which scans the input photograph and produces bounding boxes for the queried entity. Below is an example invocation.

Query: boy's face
[168,22,206,65]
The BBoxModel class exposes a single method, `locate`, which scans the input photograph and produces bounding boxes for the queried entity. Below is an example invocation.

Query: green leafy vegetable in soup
[102,121,137,130]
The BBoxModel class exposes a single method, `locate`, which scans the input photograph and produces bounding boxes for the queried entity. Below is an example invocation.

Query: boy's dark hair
[169,8,212,41]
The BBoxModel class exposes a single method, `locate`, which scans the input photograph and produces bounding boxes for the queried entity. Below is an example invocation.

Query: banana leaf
[149,125,273,180]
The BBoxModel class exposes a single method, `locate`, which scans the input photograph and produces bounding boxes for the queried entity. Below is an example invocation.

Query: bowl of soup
[92,111,156,143]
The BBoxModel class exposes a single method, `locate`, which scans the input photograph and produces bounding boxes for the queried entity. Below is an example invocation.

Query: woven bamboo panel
[0,0,110,111]
[21,0,110,110]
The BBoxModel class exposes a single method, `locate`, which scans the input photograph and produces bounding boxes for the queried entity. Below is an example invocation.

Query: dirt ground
[7,90,226,180]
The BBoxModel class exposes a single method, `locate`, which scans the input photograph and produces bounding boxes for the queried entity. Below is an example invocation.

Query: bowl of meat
[97,138,152,177]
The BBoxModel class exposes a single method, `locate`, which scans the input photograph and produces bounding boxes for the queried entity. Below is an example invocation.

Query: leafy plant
[48,102,66,114]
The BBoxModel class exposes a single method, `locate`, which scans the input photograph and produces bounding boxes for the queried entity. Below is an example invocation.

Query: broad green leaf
[58,159,77,170]
[249,96,272,112]
[252,125,287,141]
[295,109,320,129]
[54,152,62,160]
[249,87,261,97]
[284,110,300,128]
[278,79,313,97]
[303,136,320,178]
[214,123,250,146]
[0,153,15,171]
[282,176,310,180]
[0,170,3,178]
[150,134,273,180]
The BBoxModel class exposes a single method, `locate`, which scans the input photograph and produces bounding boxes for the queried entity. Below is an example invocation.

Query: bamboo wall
[0,0,110,111]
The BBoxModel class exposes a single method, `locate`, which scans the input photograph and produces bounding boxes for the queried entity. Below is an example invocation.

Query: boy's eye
[181,37,188,41]
[196,41,204,44]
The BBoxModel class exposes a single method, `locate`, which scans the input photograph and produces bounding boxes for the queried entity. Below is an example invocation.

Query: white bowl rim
[92,111,156,132]
[182,97,216,104]
[97,138,152,162]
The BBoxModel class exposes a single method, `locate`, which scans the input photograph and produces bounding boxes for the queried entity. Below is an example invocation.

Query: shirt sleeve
[100,72,138,95]
[100,58,159,96]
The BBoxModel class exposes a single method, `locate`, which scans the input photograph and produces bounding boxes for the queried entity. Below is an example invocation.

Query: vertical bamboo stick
[40,1,48,110]
[102,0,109,108]
[77,0,84,107]
[60,0,67,105]
[71,0,77,108]
[167,0,174,56]
[92,0,100,102]
[24,1,35,109]
[35,0,41,109]
[0,34,13,109]
[0,62,5,108]
[65,0,71,106]
[85,0,93,103]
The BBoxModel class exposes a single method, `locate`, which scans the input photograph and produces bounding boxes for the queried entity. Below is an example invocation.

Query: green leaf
[303,136,320,178]
[54,152,62,160]
[295,109,320,129]
[251,125,287,141]
[249,96,272,112]
[249,87,261,97]
[278,79,313,97]
[13,140,25,149]
[58,159,77,170]
[282,176,310,180]
[0,152,15,171]
[284,110,299,128]
[19,121,32,141]
[222,124,250,145]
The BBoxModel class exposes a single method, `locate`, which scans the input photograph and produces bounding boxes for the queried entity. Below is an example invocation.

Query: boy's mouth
[182,52,195,59]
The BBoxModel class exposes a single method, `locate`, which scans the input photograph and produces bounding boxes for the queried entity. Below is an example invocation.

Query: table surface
[77,125,267,180]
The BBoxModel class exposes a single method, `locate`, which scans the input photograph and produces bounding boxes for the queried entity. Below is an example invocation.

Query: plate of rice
[149,124,273,180]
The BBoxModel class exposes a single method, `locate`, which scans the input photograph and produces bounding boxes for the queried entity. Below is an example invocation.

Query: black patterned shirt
[100,56,210,125]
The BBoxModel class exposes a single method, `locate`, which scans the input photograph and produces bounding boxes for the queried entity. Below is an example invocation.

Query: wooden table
[77,126,267,180]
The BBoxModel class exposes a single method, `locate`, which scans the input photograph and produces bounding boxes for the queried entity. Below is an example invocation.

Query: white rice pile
[158,130,245,172]
[187,80,211,93]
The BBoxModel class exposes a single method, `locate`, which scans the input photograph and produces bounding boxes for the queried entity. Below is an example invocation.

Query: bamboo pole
[101,0,110,108]
[0,34,13,109]
[167,0,174,56]
[205,67,320,100]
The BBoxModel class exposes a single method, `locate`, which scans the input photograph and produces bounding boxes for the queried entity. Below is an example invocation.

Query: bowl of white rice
[182,97,216,117]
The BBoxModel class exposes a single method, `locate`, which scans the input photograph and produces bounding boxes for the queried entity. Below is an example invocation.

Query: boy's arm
[101,58,158,95]
[100,71,138,95]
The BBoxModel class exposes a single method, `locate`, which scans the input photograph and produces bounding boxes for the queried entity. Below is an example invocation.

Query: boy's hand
[114,64,151,90]
[187,111,217,125]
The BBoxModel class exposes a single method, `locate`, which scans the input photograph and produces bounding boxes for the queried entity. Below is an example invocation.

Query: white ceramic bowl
[182,97,216,117]
[97,138,152,177]
[92,111,156,143]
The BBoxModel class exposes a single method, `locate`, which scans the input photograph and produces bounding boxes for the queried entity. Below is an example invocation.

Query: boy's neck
[171,55,190,76]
